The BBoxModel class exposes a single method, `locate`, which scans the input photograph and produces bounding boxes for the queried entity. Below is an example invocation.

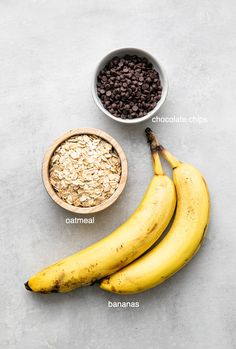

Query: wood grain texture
[42,128,128,214]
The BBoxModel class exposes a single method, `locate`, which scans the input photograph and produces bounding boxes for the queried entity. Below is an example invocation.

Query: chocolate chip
[142,83,149,90]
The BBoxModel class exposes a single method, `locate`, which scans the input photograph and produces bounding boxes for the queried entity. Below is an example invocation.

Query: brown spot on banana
[111,286,117,293]
[50,280,61,293]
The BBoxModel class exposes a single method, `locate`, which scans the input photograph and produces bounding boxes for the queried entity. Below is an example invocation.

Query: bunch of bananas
[25,128,210,294]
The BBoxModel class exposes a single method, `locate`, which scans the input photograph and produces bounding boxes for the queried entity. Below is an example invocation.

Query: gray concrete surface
[1,1,236,348]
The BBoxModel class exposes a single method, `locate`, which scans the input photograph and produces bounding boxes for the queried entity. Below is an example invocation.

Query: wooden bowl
[42,128,128,214]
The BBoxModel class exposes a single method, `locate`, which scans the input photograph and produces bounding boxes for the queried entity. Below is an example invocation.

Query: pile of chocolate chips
[97,55,162,119]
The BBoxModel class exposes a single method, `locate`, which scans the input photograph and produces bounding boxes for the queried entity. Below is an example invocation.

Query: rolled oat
[49,134,121,207]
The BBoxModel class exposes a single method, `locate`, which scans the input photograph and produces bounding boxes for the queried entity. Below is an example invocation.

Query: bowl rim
[91,47,168,124]
[42,128,128,214]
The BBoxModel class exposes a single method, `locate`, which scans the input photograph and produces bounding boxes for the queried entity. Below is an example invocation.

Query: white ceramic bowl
[92,48,168,124]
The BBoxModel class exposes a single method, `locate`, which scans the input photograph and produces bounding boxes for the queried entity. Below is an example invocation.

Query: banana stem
[161,148,181,169]
[145,128,164,175]
[145,128,181,170]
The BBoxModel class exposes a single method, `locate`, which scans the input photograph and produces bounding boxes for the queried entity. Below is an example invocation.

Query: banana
[25,134,176,293]
[100,128,210,294]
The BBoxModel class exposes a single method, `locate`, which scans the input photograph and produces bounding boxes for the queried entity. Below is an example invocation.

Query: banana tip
[24,281,32,292]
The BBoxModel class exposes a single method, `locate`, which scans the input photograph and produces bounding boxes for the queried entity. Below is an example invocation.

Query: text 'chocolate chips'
[97,55,163,120]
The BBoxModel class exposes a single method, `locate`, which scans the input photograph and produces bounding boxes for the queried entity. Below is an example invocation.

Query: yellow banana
[25,134,176,293]
[100,128,210,294]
